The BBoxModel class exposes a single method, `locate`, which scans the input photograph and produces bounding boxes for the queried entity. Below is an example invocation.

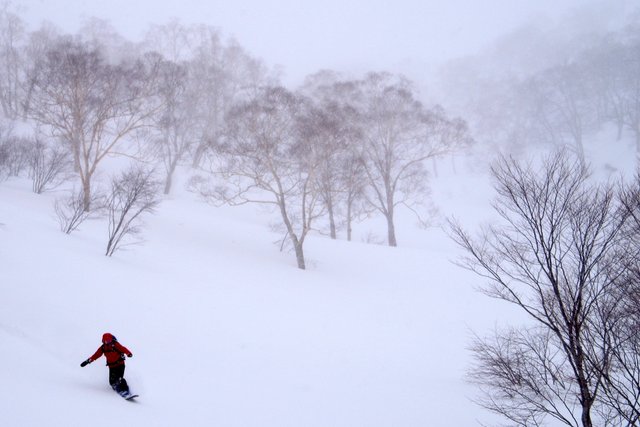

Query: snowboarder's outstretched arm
[80,346,104,367]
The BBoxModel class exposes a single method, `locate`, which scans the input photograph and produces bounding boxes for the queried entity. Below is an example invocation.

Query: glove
[80,359,91,367]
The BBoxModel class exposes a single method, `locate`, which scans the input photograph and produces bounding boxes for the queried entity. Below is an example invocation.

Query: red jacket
[89,341,132,367]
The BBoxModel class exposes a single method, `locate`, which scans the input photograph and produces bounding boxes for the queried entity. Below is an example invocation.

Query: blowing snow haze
[18,0,636,86]
[3,1,640,426]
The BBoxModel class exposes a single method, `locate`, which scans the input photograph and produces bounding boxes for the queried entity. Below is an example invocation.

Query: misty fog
[2,1,640,426]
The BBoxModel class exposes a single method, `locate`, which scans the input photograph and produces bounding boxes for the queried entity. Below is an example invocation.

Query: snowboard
[118,390,139,400]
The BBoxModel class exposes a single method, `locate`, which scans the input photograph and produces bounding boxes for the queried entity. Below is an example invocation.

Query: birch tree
[193,87,322,269]
[0,3,25,118]
[357,72,471,246]
[27,39,162,210]
[148,58,197,194]
[301,72,369,240]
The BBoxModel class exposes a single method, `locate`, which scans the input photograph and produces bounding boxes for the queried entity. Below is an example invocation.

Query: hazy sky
[17,0,627,85]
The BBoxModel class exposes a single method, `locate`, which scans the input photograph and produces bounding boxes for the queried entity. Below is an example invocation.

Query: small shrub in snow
[28,139,72,194]
[361,231,384,246]
[54,188,102,234]
[0,140,9,181]
[0,136,31,180]
[105,166,160,256]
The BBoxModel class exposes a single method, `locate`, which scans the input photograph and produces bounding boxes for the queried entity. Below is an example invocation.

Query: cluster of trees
[0,11,277,256]
[442,18,640,423]
[0,16,272,202]
[192,71,471,268]
[0,9,470,266]
[0,6,271,254]
[452,151,640,427]
[1,4,639,425]
[440,21,640,168]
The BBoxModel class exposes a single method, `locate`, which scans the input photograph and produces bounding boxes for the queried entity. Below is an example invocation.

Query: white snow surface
[0,139,632,426]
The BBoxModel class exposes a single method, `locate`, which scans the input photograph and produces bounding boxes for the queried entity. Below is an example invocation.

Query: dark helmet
[102,333,117,344]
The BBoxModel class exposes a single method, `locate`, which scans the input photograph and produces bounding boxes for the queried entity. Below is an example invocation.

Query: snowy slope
[0,152,564,426]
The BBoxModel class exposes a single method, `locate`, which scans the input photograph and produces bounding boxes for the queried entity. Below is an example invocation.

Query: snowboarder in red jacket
[81,333,133,395]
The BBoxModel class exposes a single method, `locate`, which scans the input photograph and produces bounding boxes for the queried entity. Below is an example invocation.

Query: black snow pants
[108,364,129,393]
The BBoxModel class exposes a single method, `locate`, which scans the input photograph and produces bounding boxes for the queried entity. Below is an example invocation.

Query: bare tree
[27,138,71,194]
[0,3,25,118]
[434,23,640,167]
[341,151,369,241]
[21,22,61,118]
[451,151,631,427]
[300,72,370,240]
[27,38,162,211]
[0,121,15,179]
[193,87,323,269]
[595,267,640,427]
[188,31,275,168]
[147,58,197,194]
[517,63,598,169]
[594,176,640,426]
[357,72,471,246]
[77,17,140,65]
[6,136,31,177]
[618,39,640,165]
[54,188,100,234]
[299,101,350,239]
[584,38,629,141]
[142,18,197,64]
[105,165,160,256]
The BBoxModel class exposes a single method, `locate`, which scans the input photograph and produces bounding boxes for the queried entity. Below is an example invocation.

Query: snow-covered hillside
[1,136,633,426]
[0,151,522,427]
